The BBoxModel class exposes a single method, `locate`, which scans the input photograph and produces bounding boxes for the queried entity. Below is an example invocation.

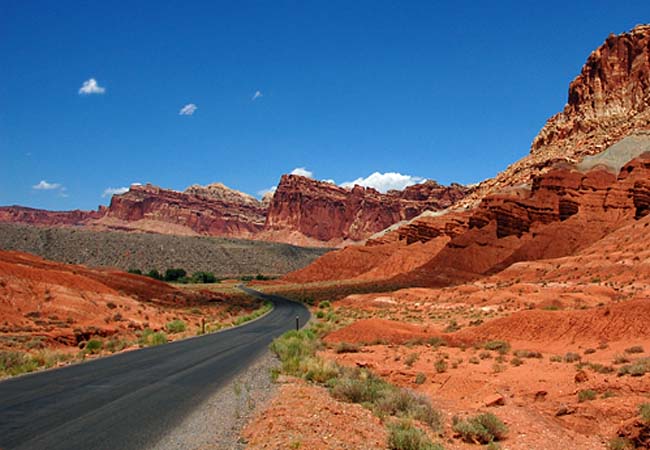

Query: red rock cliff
[264,175,469,243]
[99,184,267,237]
[460,24,650,207]
[0,206,103,226]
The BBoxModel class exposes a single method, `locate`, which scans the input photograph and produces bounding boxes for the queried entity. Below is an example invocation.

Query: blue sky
[2,1,649,210]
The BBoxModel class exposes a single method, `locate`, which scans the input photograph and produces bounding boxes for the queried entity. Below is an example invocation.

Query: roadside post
[296,315,300,330]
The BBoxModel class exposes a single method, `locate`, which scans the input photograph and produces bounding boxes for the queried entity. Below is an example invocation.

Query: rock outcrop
[460,24,650,207]
[97,184,267,238]
[0,206,104,227]
[264,175,468,244]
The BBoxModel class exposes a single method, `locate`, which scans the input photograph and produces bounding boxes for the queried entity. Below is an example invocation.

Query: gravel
[148,350,279,450]
[0,223,330,277]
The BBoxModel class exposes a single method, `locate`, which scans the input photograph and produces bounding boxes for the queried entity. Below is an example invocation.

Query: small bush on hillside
[319,301,331,309]
[335,342,360,354]
[625,346,645,354]
[564,352,581,363]
[127,268,142,275]
[452,413,508,444]
[190,271,217,283]
[164,268,187,282]
[166,320,187,334]
[405,353,419,367]
[434,359,448,373]
[639,403,650,422]
[578,389,597,402]
[617,358,650,377]
[0,351,38,376]
[138,329,168,347]
[608,437,634,450]
[513,350,543,359]
[84,339,103,354]
[484,341,510,354]
[387,420,444,450]
[147,269,163,280]
[415,373,427,385]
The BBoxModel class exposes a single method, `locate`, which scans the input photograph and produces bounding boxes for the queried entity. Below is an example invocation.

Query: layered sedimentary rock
[264,175,468,243]
[0,206,104,226]
[98,184,267,238]
[460,24,650,207]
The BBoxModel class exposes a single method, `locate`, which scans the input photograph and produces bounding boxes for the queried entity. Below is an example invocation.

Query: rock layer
[460,24,650,207]
[264,175,468,243]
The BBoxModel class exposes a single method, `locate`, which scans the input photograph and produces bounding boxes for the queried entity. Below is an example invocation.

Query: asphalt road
[0,287,309,450]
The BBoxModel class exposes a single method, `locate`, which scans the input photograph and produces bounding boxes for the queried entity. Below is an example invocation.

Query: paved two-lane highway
[0,288,309,450]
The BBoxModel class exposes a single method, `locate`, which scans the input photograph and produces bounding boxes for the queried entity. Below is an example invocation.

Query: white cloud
[33,180,62,190]
[340,172,424,193]
[78,78,106,95]
[290,167,313,178]
[257,186,276,198]
[252,90,263,101]
[102,186,130,198]
[179,103,198,115]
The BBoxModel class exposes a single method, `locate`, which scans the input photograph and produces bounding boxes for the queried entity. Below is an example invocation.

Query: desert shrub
[165,319,187,334]
[270,329,319,375]
[0,351,39,376]
[335,342,360,354]
[387,420,444,450]
[127,268,142,275]
[469,357,480,365]
[578,389,597,402]
[513,350,542,359]
[452,413,508,444]
[302,357,340,384]
[639,403,650,422]
[405,353,419,367]
[138,329,168,347]
[584,348,596,355]
[374,387,442,429]
[608,437,634,450]
[147,269,163,280]
[331,369,388,404]
[564,352,581,363]
[106,302,117,309]
[434,359,448,373]
[588,363,615,374]
[105,338,129,353]
[479,351,492,360]
[84,339,103,354]
[319,301,331,309]
[550,355,563,362]
[617,358,650,377]
[625,346,645,354]
[510,357,523,367]
[484,341,510,354]
[444,320,460,332]
[613,354,631,364]
[191,271,217,283]
[315,310,325,319]
[164,268,187,282]
[415,373,426,385]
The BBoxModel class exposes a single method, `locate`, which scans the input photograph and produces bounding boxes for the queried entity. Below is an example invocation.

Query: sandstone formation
[460,24,650,207]
[96,183,267,238]
[264,175,468,244]
[0,206,103,227]
[0,178,468,245]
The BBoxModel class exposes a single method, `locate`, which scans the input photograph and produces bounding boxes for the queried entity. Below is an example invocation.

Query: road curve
[0,287,309,450]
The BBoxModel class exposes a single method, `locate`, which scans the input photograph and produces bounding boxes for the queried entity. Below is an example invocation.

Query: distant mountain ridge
[0,177,469,246]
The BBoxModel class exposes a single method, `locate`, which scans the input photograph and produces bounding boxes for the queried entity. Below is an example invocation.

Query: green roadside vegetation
[269,307,449,450]
[0,299,273,379]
